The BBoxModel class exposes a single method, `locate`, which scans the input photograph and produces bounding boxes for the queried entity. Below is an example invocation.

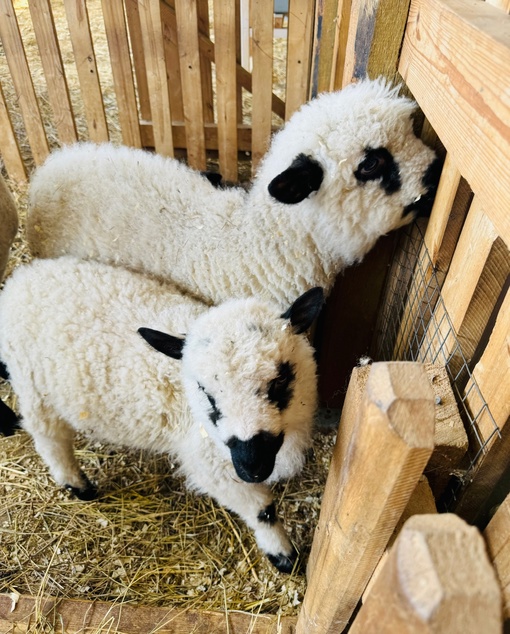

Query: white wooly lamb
[0,256,323,572]
[27,78,440,309]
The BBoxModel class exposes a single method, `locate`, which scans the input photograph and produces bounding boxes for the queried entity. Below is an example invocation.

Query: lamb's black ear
[268,154,324,204]
[281,287,324,334]
[138,327,185,360]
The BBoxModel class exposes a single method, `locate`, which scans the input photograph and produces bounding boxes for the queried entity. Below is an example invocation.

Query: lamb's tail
[0,360,21,436]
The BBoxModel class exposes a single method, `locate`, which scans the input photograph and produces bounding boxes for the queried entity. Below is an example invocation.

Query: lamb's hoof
[267,546,298,573]
[65,475,98,501]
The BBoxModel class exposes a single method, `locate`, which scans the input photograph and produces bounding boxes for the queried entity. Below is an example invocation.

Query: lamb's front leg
[185,463,297,572]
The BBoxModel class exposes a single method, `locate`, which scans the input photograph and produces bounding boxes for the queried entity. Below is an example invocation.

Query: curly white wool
[27,78,438,309]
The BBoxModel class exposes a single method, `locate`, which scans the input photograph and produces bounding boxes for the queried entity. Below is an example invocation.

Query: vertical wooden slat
[213,0,238,180]
[285,0,314,118]
[139,0,174,156]
[28,0,78,145]
[63,0,109,142]
[0,81,26,181]
[310,0,344,96]
[175,0,206,170]
[342,0,410,87]
[331,0,352,90]
[159,0,185,121]
[124,0,152,122]
[250,0,273,170]
[101,0,141,148]
[197,0,214,124]
[0,0,49,164]
[298,362,435,634]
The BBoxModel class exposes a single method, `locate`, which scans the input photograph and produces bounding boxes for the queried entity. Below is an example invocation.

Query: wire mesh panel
[373,222,501,509]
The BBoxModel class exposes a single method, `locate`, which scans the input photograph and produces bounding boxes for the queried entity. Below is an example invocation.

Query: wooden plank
[399,0,510,248]
[285,0,314,118]
[101,0,141,148]
[331,0,353,90]
[160,0,185,121]
[139,0,174,156]
[485,493,510,621]
[213,0,238,180]
[250,0,273,170]
[197,0,214,124]
[175,0,206,170]
[350,514,502,633]
[140,120,255,152]
[342,0,411,86]
[297,362,435,634]
[310,0,343,95]
[28,0,78,145]
[0,80,26,181]
[63,0,109,142]
[0,0,49,164]
[0,594,296,633]
[486,0,510,12]
[124,0,152,121]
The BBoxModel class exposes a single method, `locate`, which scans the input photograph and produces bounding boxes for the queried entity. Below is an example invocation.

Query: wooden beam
[285,0,314,117]
[0,0,50,164]
[297,362,435,634]
[485,493,510,622]
[342,0,411,86]
[350,514,502,633]
[0,593,296,633]
[399,0,510,248]
[63,0,109,142]
[0,80,26,181]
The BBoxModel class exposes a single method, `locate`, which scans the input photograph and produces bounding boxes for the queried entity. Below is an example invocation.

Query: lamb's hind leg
[185,463,297,572]
[30,423,97,501]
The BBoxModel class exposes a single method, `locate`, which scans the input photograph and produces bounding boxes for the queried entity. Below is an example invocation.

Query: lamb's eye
[198,383,222,425]
[359,154,385,177]
[267,362,295,411]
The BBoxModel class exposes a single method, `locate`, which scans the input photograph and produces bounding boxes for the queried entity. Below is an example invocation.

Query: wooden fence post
[484,493,510,624]
[297,362,435,634]
[350,514,502,633]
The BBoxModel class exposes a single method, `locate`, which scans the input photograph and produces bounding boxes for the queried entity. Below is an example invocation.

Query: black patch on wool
[267,361,295,411]
[354,147,401,194]
[258,502,277,525]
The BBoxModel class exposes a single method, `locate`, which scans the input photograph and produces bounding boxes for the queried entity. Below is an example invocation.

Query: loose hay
[0,0,337,620]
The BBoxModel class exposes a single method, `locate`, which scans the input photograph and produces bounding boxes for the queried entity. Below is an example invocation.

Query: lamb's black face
[227,431,285,483]
[354,147,401,194]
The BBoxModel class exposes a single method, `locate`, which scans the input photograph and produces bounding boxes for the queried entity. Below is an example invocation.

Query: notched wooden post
[297,361,436,634]
[350,514,502,633]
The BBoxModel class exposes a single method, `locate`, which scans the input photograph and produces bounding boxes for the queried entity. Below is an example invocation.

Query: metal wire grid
[373,222,500,501]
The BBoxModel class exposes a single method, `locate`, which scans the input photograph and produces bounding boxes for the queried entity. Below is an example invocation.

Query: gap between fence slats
[124,0,152,121]
[0,0,49,164]
[198,0,214,125]
[175,0,206,170]
[102,0,141,148]
[139,0,174,156]
[250,0,273,170]
[160,0,185,121]
[399,0,510,248]
[214,0,238,181]
[0,80,26,181]
[28,0,78,145]
[285,0,314,118]
[63,0,109,143]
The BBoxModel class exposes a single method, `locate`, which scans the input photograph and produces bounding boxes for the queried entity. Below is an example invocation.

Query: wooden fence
[0,0,509,631]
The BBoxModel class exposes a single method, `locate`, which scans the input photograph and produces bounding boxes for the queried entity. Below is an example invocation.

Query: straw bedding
[0,0,338,620]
